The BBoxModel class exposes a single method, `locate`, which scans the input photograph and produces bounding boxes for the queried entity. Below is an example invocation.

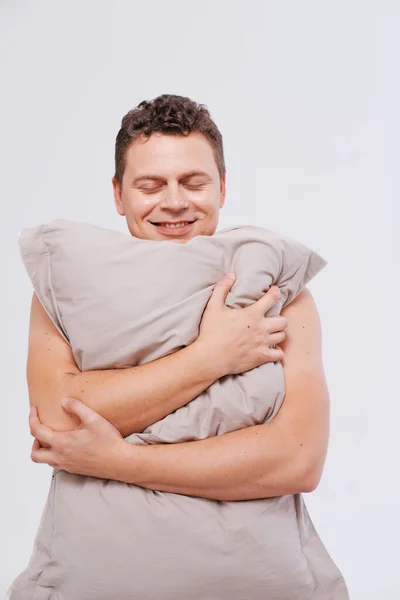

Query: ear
[219,174,226,209]
[112,177,126,216]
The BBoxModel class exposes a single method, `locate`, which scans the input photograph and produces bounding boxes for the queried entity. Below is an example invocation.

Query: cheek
[195,208,220,236]
[194,195,220,216]
[204,204,220,223]
[126,196,157,220]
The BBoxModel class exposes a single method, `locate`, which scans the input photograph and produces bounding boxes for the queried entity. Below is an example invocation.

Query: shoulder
[281,285,318,316]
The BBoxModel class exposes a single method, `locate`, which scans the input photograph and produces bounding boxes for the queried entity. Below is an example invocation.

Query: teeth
[162,222,190,228]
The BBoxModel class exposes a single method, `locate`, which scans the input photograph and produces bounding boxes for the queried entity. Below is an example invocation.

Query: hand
[29,398,125,479]
[197,274,288,377]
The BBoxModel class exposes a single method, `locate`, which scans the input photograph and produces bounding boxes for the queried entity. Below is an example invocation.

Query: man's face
[112,132,226,243]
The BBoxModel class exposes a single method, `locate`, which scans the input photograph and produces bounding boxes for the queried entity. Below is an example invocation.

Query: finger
[29,407,55,446]
[206,273,236,311]
[32,437,52,452]
[32,438,42,451]
[251,285,281,317]
[61,397,98,425]
[266,345,285,362]
[264,315,288,334]
[266,330,286,346]
[33,436,52,450]
[30,444,54,465]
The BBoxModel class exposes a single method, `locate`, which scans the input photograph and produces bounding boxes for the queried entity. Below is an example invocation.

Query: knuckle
[51,437,63,453]
[58,441,68,455]
[218,277,229,286]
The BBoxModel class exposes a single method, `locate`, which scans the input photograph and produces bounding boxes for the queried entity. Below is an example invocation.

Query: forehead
[124,132,218,179]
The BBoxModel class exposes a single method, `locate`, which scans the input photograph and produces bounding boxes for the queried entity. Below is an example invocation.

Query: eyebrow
[131,170,212,186]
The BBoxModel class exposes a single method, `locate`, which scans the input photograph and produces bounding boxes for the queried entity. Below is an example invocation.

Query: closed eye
[140,183,206,193]
[141,187,162,194]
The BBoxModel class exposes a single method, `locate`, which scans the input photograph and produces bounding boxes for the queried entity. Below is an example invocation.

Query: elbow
[301,457,324,493]
[302,471,321,493]
[28,374,82,432]
[31,399,81,432]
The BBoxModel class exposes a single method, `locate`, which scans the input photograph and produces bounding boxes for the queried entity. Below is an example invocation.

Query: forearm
[50,340,221,437]
[114,420,310,501]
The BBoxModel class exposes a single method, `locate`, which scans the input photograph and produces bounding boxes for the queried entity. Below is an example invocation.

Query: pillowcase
[17,218,328,443]
[8,219,349,600]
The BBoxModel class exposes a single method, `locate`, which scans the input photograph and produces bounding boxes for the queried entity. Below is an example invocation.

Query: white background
[1,1,399,598]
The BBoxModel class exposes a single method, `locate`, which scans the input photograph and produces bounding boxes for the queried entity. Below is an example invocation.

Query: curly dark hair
[113,94,225,188]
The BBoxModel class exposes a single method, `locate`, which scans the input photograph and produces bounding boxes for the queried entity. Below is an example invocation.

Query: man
[28,93,329,500]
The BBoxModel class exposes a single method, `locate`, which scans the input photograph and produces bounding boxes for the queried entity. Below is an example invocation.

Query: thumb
[208,273,236,309]
[61,397,98,425]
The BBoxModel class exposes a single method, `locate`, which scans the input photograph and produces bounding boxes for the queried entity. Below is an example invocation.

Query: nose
[159,186,189,210]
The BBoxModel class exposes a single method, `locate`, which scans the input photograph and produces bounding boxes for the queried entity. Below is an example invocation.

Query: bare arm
[106,287,330,500]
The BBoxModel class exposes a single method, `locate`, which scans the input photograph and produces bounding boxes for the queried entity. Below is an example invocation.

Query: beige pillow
[8,219,349,600]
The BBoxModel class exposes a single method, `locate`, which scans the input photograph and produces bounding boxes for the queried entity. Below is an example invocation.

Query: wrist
[188,337,227,382]
[109,440,146,484]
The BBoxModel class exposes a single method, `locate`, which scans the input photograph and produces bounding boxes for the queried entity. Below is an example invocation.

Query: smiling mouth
[150,220,197,229]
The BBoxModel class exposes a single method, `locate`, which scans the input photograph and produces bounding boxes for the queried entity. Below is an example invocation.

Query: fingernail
[225,272,235,279]
[61,397,69,407]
